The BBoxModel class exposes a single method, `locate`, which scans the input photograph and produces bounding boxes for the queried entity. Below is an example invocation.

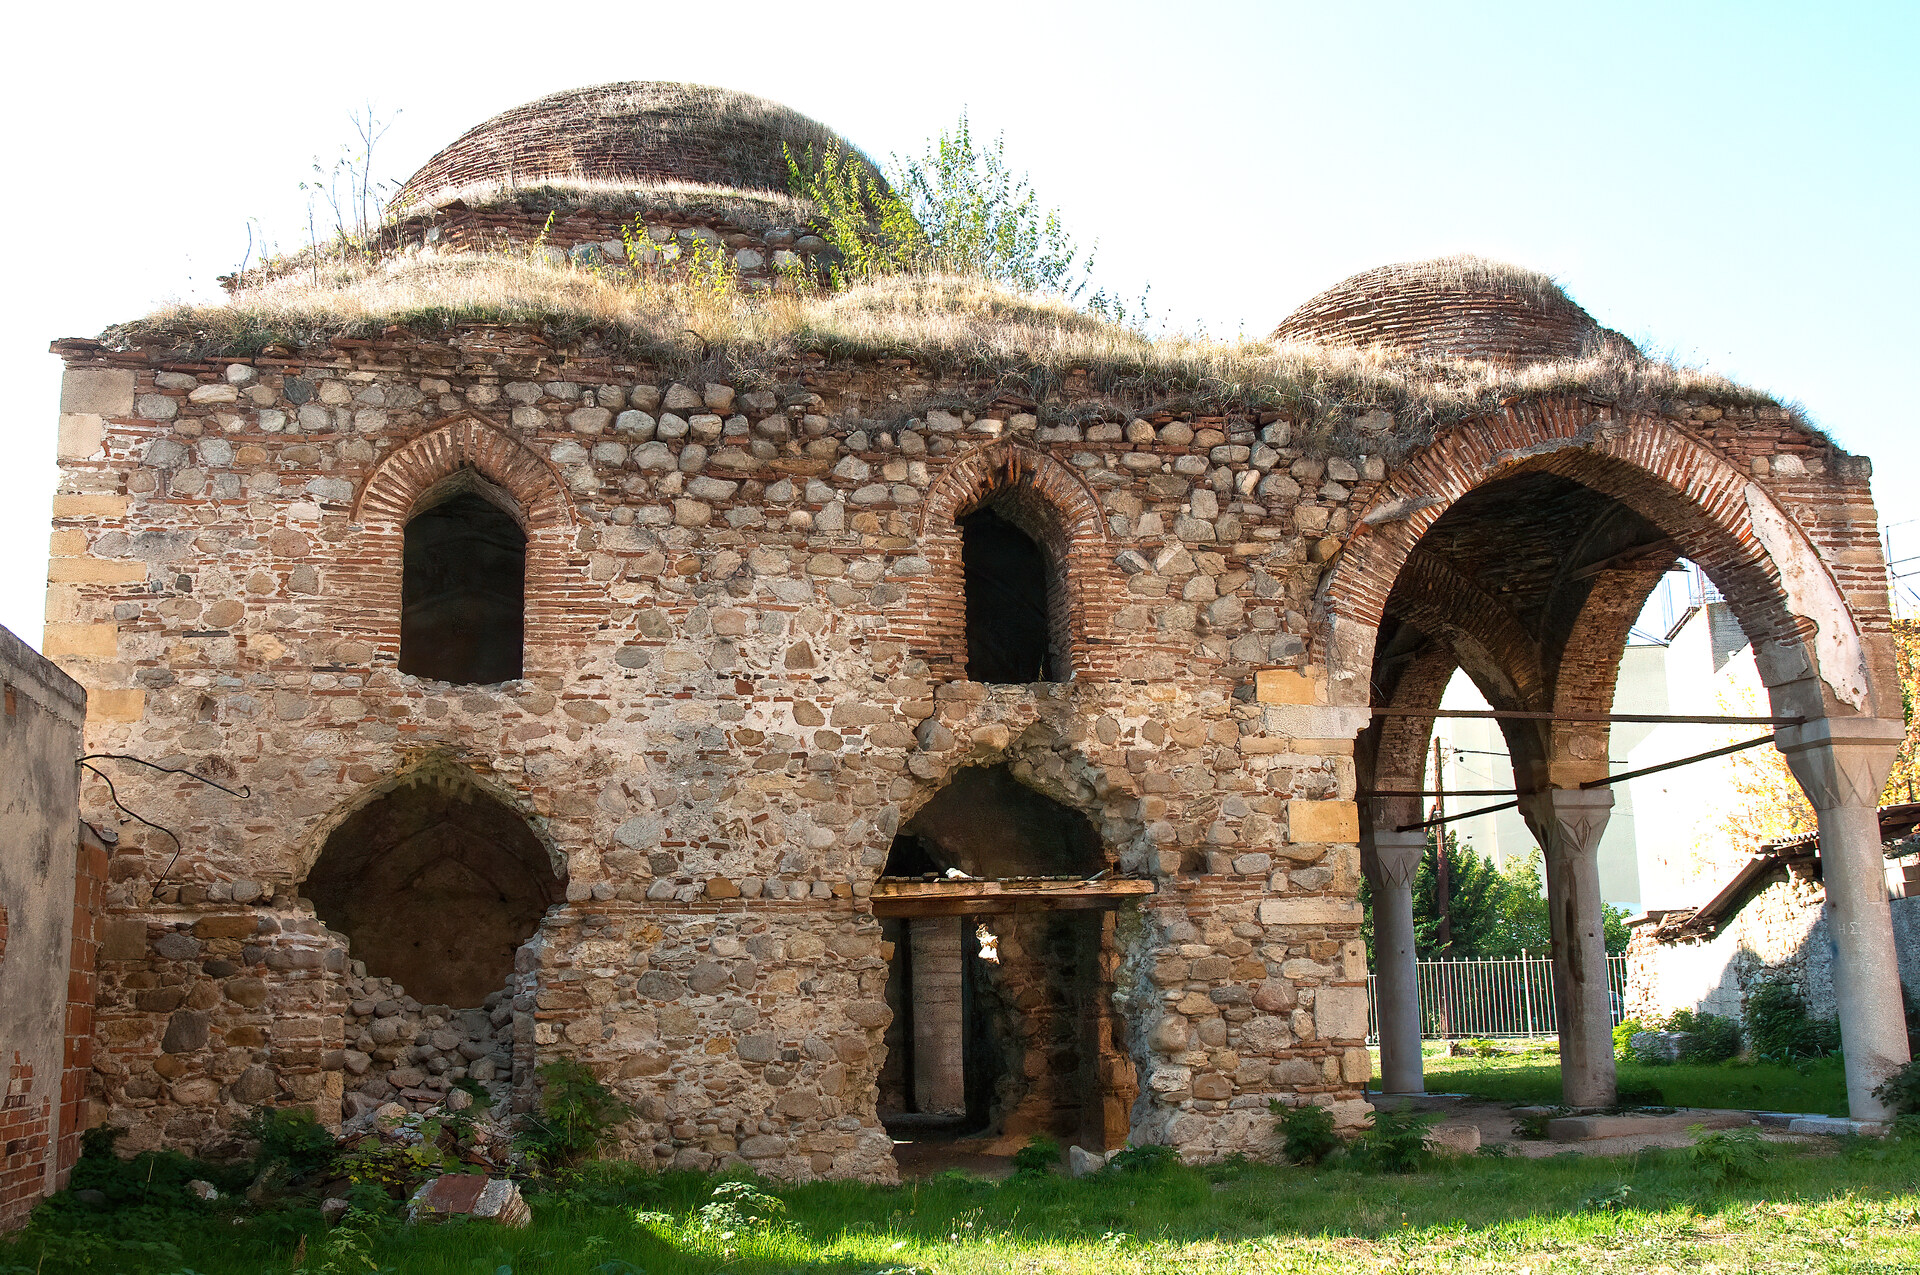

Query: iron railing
[1364,953,1630,1041]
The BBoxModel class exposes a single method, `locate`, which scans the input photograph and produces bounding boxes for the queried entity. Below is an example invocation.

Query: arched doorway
[873,765,1132,1159]
[306,775,563,1009]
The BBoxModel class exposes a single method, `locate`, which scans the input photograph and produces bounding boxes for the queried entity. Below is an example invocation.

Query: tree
[1361,835,1630,965]
[787,113,1145,323]
[1888,618,1919,804]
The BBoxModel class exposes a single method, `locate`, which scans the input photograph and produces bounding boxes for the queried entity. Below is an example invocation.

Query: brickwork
[1272,259,1607,364]
[1,1054,52,1229]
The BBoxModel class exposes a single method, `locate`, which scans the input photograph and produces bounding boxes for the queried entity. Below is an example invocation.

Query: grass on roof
[109,256,1802,456]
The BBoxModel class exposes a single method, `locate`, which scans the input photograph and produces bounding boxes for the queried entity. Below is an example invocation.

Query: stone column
[1518,787,1617,1109]
[1363,829,1427,1095]
[1777,718,1910,1122]
[909,918,966,1116]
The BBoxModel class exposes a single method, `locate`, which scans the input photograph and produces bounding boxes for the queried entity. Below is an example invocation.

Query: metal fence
[1364,953,1630,1041]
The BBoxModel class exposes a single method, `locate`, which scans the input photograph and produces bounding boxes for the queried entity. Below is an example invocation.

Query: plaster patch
[1743,483,1870,711]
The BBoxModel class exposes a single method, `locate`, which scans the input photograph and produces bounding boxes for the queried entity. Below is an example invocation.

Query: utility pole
[1432,736,1453,957]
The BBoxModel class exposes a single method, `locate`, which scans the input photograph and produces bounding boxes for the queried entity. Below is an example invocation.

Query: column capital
[1775,717,1905,812]
[1363,828,1426,888]
[1518,787,1614,864]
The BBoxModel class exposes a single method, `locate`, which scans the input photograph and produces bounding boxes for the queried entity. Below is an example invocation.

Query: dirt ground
[888,1094,1836,1178]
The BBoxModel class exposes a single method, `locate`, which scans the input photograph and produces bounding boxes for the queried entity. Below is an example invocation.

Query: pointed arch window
[400,472,526,685]
[960,491,1071,684]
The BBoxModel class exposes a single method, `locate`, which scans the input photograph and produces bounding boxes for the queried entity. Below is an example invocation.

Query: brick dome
[395,81,871,209]
[1272,256,1615,364]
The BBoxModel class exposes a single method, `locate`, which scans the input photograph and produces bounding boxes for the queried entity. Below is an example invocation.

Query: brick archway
[1318,402,1881,724]
[904,440,1123,680]
[336,415,591,675]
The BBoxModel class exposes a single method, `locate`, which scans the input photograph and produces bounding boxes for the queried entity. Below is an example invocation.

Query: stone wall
[1626,869,1920,1027]
[41,326,1868,1174]
[0,625,90,1230]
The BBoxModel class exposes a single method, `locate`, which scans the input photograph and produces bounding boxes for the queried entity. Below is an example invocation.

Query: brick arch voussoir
[339,414,589,669]
[352,413,575,532]
[919,439,1110,547]
[909,439,1128,679]
[1318,401,1854,716]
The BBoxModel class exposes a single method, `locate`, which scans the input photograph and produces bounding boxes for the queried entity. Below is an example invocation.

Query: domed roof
[1272,256,1612,364]
[395,81,870,209]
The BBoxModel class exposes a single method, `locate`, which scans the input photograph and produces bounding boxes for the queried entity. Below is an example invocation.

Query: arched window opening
[306,779,563,1008]
[956,503,1067,687]
[401,482,526,685]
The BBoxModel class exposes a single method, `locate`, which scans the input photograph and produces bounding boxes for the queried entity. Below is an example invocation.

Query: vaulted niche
[400,477,526,685]
[306,778,563,1008]
[961,496,1069,684]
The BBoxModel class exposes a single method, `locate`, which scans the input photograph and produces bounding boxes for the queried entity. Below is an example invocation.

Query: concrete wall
[0,624,86,1230]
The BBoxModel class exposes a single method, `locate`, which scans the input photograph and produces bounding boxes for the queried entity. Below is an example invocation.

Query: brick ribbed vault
[1321,402,1888,727]
[339,415,593,677]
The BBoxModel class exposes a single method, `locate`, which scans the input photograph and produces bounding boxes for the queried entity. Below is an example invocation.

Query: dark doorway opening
[961,506,1062,684]
[876,766,1130,1172]
[306,778,563,1008]
[401,483,527,685]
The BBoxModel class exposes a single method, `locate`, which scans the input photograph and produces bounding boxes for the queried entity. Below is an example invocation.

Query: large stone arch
[1317,401,1889,726]
[333,414,591,677]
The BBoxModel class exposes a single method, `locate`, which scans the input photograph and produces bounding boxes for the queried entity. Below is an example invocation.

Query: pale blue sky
[3,0,1912,643]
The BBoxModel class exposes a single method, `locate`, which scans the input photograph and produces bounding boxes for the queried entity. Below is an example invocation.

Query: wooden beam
[869,878,1155,918]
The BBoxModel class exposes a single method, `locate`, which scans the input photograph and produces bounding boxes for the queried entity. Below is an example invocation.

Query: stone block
[58,414,104,459]
[409,1175,530,1227]
[1287,800,1359,844]
[42,623,116,658]
[1257,896,1362,926]
[1428,1123,1481,1154]
[47,557,148,584]
[51,494,128,518]
[87,688,146,721]
[60,368,136,416]
[1314,986,1369,1040]
[1255,668,1316,705]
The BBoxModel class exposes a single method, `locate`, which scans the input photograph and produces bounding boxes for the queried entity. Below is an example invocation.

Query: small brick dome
[395,81,869,209]
[1272,256,1614,364]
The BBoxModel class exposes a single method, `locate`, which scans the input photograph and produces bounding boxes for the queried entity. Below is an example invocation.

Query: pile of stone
[339,965,520,1120]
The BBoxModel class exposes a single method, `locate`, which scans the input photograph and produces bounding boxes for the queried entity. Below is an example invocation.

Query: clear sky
[3,0,1912,644]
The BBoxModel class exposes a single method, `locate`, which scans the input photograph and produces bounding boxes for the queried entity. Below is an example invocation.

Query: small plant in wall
[516,1060,633,1169]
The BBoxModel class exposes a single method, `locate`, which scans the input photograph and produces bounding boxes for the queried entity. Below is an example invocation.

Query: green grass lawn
[1408,1044,1851,1115]
[6,1137,1919,1275]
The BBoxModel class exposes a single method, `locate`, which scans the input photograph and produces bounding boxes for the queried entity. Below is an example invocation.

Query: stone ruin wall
[41,329,1872,1177]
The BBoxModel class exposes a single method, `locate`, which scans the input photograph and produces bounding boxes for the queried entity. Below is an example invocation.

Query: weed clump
[1745,980,1840,1062]
[1011,1134,1063,1178]
[1270,1100,1342,1166]
[1350,1103,1436,1174]
[517,1059,633,1170]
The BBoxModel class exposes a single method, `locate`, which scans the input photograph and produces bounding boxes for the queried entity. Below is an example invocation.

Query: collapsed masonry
[35,81,1912,1183]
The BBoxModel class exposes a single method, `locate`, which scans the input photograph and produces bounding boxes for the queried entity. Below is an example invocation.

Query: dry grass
[112,257,1801,456]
